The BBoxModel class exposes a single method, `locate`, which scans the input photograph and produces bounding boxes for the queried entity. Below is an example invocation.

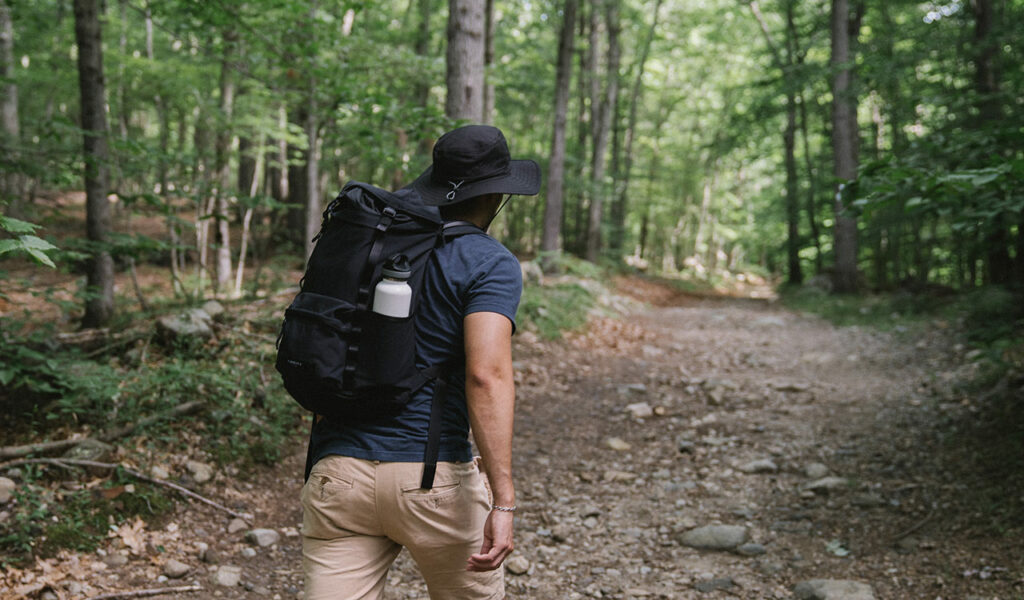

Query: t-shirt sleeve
[464,249,523,331]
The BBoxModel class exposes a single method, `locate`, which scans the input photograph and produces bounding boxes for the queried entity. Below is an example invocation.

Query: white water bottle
[372,255,412,318]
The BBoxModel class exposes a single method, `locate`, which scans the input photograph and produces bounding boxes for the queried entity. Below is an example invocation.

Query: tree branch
[88,585,203,599]
[0,458,253,521]
[0,401,205,460]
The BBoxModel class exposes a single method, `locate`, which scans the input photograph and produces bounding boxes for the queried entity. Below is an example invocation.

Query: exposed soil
[3,276,1023,599]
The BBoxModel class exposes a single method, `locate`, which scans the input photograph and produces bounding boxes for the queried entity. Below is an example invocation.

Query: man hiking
[300,124,540,600]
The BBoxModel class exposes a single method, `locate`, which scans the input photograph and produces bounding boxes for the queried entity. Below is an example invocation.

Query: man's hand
[466,509,514,571]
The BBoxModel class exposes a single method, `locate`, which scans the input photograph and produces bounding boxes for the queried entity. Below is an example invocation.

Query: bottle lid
[382,254,411,279]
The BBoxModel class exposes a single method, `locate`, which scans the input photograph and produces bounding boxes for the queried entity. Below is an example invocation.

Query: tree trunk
[304,93,320,261]
[586,0,620,263]
[540,0,577,272]
[238,136,257,199]
[610,0,662,255]
[1,0,22,215]
[970,0,1010,285]
[482,0,496,124]
[213,30,237,294]
[570,3,590,257]
[445,0,485,122]
[829,0,861,293]
[798,93,823,274]
[74,0,115,328]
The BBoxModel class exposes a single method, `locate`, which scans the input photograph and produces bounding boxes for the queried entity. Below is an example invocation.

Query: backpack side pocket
[355,311,422,410]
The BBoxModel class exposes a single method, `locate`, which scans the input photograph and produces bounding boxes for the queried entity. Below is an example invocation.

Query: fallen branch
[0,401,204,460]
[890,507,935,542]
[0,458,253,521]
[88,584,202,599]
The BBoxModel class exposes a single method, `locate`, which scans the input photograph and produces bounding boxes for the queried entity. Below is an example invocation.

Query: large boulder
[157,308,214,344]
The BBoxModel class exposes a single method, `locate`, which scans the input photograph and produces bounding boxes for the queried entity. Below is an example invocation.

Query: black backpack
[275,181,481,488]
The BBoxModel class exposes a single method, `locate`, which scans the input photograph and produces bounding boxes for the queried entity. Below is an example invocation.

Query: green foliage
[0,469,173,565]
[0,216,59,268]
[519,281,596,340]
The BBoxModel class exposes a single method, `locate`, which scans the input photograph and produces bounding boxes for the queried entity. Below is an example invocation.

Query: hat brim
[409,159,541,206]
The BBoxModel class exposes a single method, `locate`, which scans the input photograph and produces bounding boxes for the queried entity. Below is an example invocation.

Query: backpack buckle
[377,207,396,232]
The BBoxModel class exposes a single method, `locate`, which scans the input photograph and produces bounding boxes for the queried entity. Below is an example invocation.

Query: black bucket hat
[410,125,541,206]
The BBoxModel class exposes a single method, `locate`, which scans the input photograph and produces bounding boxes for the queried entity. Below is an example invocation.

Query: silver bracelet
[491,504,517,513]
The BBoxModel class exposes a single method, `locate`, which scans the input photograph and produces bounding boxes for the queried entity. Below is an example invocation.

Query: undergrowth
[0,303,307,566]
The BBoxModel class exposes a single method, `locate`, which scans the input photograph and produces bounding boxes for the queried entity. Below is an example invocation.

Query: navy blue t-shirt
[308,230,522,465]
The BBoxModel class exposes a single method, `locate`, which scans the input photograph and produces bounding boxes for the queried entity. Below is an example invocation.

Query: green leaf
[0,239,19,255]
[26,248,57,268]
[19,236,57,252]
[0,216,39,235]
[0,368,14,386]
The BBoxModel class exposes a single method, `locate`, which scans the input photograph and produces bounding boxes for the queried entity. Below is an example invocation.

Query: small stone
[579,505,601,518]
[211,565,243,587]
[186,460,214,484]
[102,553,129,568]
[736,543,767,556]
[803,477,851,494]
[150,465,170,480]
[678,525,749,551]
[625,402,654,419]
[505,555,531,575]
[804,463,830,479]
[227,518,248,534]
[202,548,223,564]
[583,516,599,529]
[241,547,257,558]
[694,577,736,593]
[618,383,648,396]
[793,579,876,600]
[602,470,637,482]
[739,459,778,474]
[164,559,191,578]
[606,437,632,451]
[246,528,281,547]
[41,592,58,600]
[281,526,300,537]
[63,439,114,472]
[0,477,15,504]
[551,525,571,543]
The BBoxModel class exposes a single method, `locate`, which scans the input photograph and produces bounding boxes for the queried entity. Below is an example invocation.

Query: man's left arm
[463,311,516,572]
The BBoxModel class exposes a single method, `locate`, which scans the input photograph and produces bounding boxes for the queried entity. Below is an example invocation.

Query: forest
[1,0,1023,598]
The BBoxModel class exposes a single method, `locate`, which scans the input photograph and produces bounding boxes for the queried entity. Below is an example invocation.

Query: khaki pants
[301,455,504,600]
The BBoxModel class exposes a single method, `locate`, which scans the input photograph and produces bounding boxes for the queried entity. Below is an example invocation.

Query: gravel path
[15,284,1021,599]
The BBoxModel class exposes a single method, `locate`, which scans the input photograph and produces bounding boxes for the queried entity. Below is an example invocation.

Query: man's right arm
[463,310,516,572]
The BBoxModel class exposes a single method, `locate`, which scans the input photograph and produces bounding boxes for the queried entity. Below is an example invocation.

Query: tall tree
[749,0,802,285]
[586,0,620,263]
[540,0,578,271]
[73,0,115,327]
[446,0,485,122]
[970,0,1010,284]
[213,29,237,293]
[830,0,862,293]
[610,0,663,256]
[1,0,21,215]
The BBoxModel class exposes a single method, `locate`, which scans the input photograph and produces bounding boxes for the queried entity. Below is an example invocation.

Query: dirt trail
[13,281,1021,599]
